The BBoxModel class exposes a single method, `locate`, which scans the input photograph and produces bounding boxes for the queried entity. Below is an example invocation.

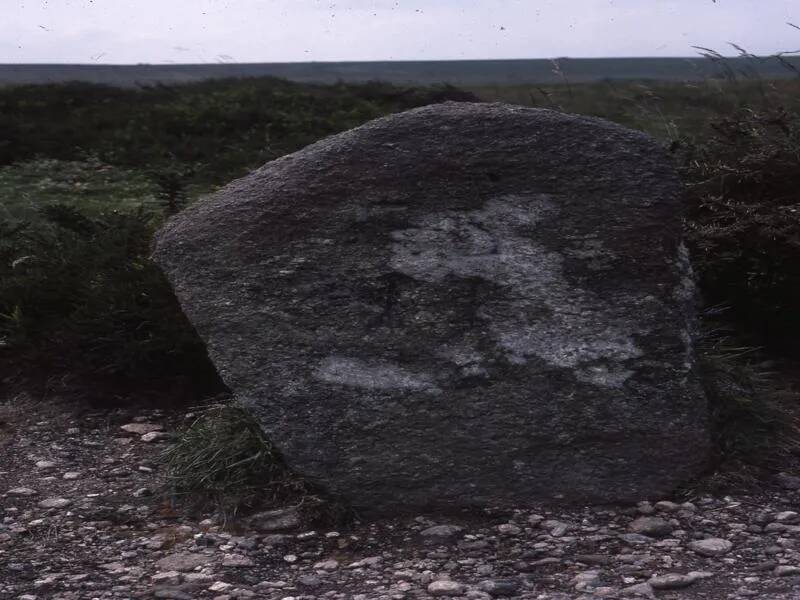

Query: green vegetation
[682,105,800,352]
[161,404,307,517]
[470,78,800,140]
[697,325,800,489]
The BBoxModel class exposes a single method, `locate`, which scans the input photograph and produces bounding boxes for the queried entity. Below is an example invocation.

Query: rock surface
[153,101,710,512]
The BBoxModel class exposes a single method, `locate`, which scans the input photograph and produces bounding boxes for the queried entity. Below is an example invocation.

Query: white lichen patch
[390,194,645,388]
[314,356,442,394]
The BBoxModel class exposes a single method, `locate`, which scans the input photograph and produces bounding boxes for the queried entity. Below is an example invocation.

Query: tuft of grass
[160,403,308,518]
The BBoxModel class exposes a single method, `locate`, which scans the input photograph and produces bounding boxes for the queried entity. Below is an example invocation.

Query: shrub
[682,106,800,351]
[0,203,218,384]
[0,79,479,188]
[161,403,307,517]
[697,322,800,487]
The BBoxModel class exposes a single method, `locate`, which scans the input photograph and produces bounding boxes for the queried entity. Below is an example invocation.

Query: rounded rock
[428,580,465,597]
[687,538,733,557]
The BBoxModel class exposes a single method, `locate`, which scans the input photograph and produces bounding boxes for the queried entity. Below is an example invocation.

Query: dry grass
[160,402,309,519]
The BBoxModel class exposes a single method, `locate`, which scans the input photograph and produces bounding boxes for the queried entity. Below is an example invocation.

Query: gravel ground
[3,391,800,600]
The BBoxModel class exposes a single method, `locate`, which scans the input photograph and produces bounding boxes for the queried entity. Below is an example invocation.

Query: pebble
[647,573,696,589]
[7,487,37,496]
[688,538,734,557]
[497,523,522,536]
[478,578,522,596]
[151,571,182,585]
[313,559,339,571]
[155,553,209,572]
[37,497,71,509]
[421,524,464,538]
[628,517,673,538]
[221,553,254,567]
[120,423,163,435]
[247,507,300,532]
[428,580,465,596]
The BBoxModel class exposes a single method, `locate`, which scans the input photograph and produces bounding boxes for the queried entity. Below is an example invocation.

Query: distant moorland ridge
[1,56,798,87]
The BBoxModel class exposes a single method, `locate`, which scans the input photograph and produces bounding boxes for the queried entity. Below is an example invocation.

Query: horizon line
[0,55,777,67]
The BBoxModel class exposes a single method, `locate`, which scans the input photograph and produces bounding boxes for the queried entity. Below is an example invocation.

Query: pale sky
[3,0,798,64]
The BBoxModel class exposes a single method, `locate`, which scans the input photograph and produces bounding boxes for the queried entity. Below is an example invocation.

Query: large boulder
[153,102,710,512]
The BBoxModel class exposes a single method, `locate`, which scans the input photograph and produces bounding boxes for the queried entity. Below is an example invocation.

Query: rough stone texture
[153,102,710,512]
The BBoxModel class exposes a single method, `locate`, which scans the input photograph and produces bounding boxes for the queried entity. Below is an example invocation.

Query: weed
[160,403,307,518]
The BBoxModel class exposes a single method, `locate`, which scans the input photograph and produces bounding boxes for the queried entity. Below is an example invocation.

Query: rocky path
[3,392,800,600]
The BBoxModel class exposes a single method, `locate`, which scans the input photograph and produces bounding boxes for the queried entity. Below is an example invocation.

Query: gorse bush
[682,105,800,351]
[0,203,216,383]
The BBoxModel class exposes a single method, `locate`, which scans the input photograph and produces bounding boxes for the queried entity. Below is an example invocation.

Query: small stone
[654,501,680,513]
[133,487,152,497]
[35,460,56,470]
[348,556,382,568]
[688,538,733,557]
[208,581,232,592]
[120,423,163,435]
[156,553,209,572]
[63,472,81,480]
[622,583,656,598]
[528,514,544,526]
[247,507,300,532]
[497,523,522,536]
[221,553,254,567]
[628,517,673,538]
[571,570,602,590]
[428,580,465,596]
[152,571,182,585]
[775,511,800,524]
[37,497,71,509]
[7,487,37,496]
[775,565,800,576]
[297,574,323,588]
[261,534,290,546]
[313,559,339,571]
[619,533,655,545]
[637,501,655,515]
[541,519,571,537]
[648,574,695,590]
[421,524,464,538]
[478,578,522,597]
[141,431,171,442]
